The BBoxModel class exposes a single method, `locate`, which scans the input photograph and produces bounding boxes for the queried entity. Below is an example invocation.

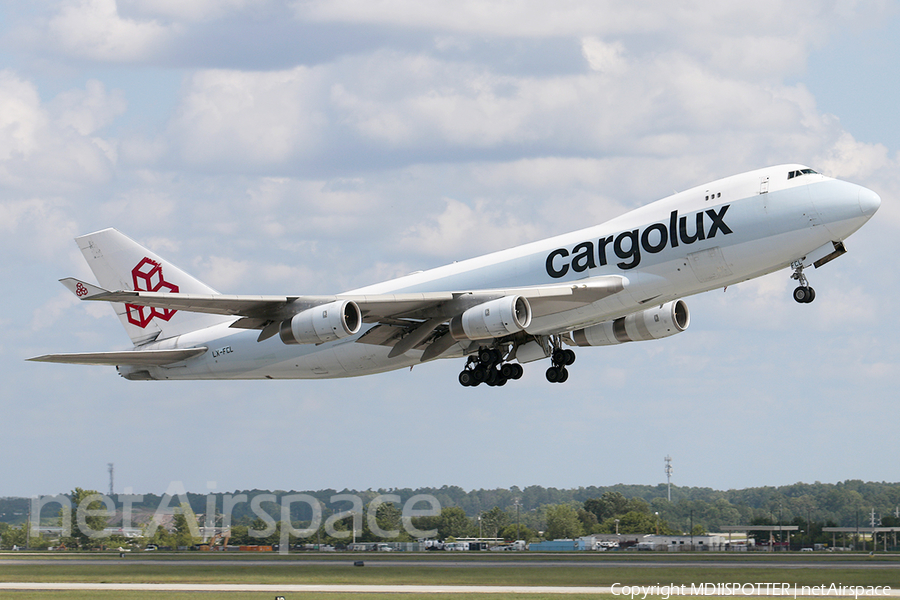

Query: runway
[0,582,898,596]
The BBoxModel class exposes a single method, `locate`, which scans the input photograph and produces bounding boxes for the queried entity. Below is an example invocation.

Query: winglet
[60,278,111,300]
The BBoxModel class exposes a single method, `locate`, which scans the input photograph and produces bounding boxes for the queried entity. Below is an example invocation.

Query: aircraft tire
[459,371,474,386]
[504,363,524,379]
[552,348,567,365]
[546,366,560,382]
[793,286,813,303]
[563,349,576,365]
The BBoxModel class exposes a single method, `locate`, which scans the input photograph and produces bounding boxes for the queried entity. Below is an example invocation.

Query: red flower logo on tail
[126,257,179,328]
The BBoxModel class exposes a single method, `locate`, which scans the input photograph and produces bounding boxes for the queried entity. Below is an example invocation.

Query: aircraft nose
[858,186,881,217]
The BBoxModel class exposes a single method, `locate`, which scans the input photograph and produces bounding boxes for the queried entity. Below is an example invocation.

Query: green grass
[0,559,897,587]
[0,552,896,599]
[0,594,619,600]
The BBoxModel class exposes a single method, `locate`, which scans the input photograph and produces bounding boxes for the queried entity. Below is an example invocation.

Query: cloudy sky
[2,1,899,499]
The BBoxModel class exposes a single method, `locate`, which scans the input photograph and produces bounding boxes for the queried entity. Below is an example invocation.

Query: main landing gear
[790,260,816,304]
[458,347,524,387]
[546,347,576,384]
[457,338,579,387]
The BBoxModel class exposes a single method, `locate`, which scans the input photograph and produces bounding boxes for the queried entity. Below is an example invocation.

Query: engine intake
[279,300,362,345]
[572,300,689,346]
[449,296,532,341]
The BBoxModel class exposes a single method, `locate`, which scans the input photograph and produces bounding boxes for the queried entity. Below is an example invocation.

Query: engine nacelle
[571,300,689,346]
[279,300,362,345]
[449,296,532,341]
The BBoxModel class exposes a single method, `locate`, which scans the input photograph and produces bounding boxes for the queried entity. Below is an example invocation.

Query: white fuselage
[132,165,880,380]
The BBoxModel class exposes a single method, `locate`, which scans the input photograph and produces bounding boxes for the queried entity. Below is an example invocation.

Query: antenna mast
[108,463,114,496]
[665,455,673,501]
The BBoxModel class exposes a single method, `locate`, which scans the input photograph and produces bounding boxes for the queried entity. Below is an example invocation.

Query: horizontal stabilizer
[60,277,109,299]
[27,347,207,366]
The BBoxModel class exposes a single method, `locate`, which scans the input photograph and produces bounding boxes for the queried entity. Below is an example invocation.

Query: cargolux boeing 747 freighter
[29,164,880,387]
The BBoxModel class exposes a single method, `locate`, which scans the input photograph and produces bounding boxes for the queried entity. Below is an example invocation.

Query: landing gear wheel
[458,371,475,386]
[478,348,494,365]
[552,348,567,365]
[563,349,576,366]
[546,366,560,383]
[793,286,815,303]
[546,366,568,383]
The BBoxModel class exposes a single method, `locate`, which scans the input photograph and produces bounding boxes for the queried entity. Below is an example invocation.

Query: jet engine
[571,300,689,346]
[449,296,532,341]
[279,300,362,345]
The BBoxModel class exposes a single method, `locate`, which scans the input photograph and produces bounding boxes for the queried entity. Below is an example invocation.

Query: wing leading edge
[27,348,208,366]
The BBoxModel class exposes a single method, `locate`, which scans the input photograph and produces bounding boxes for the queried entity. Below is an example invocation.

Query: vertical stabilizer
[76,229,233,345]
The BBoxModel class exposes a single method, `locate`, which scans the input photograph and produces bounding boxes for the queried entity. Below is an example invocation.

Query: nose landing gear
[790,260,816,303]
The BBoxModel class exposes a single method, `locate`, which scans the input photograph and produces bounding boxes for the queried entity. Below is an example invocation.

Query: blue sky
[2,0,899,499]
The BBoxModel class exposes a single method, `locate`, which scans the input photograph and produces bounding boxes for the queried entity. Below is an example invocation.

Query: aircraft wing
[61,276,625,322]
[27,348,208,366]
[59,275,626,357]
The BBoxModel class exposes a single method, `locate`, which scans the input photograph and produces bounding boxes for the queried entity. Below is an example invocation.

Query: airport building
[528,533,733,552]
[632,534,730,551]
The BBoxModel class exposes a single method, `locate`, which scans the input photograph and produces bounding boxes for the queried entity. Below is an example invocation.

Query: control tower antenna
[664,455,673,501]
[108,463,114,496]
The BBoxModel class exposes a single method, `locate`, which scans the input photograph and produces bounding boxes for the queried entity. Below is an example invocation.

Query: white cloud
[0,71,122,190]
[195,255,252,291]
[118,0,270,22]
[294,0,670,37]
[0,197,80,259]
[398,197,543,259]
[816,132,893,180]
[46,0,180,62]
[49,79,127,136]
[155,46,859,177]
[0,70,47,160]
[581,38,626,74]
[168,67,326,168]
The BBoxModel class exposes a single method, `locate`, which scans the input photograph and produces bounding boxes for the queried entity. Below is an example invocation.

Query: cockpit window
[787,168,819,180]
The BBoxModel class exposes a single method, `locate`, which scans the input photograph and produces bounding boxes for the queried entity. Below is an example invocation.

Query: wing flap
[27,347,208,366]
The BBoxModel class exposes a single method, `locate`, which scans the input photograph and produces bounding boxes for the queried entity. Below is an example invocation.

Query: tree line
[3,480,900,549]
